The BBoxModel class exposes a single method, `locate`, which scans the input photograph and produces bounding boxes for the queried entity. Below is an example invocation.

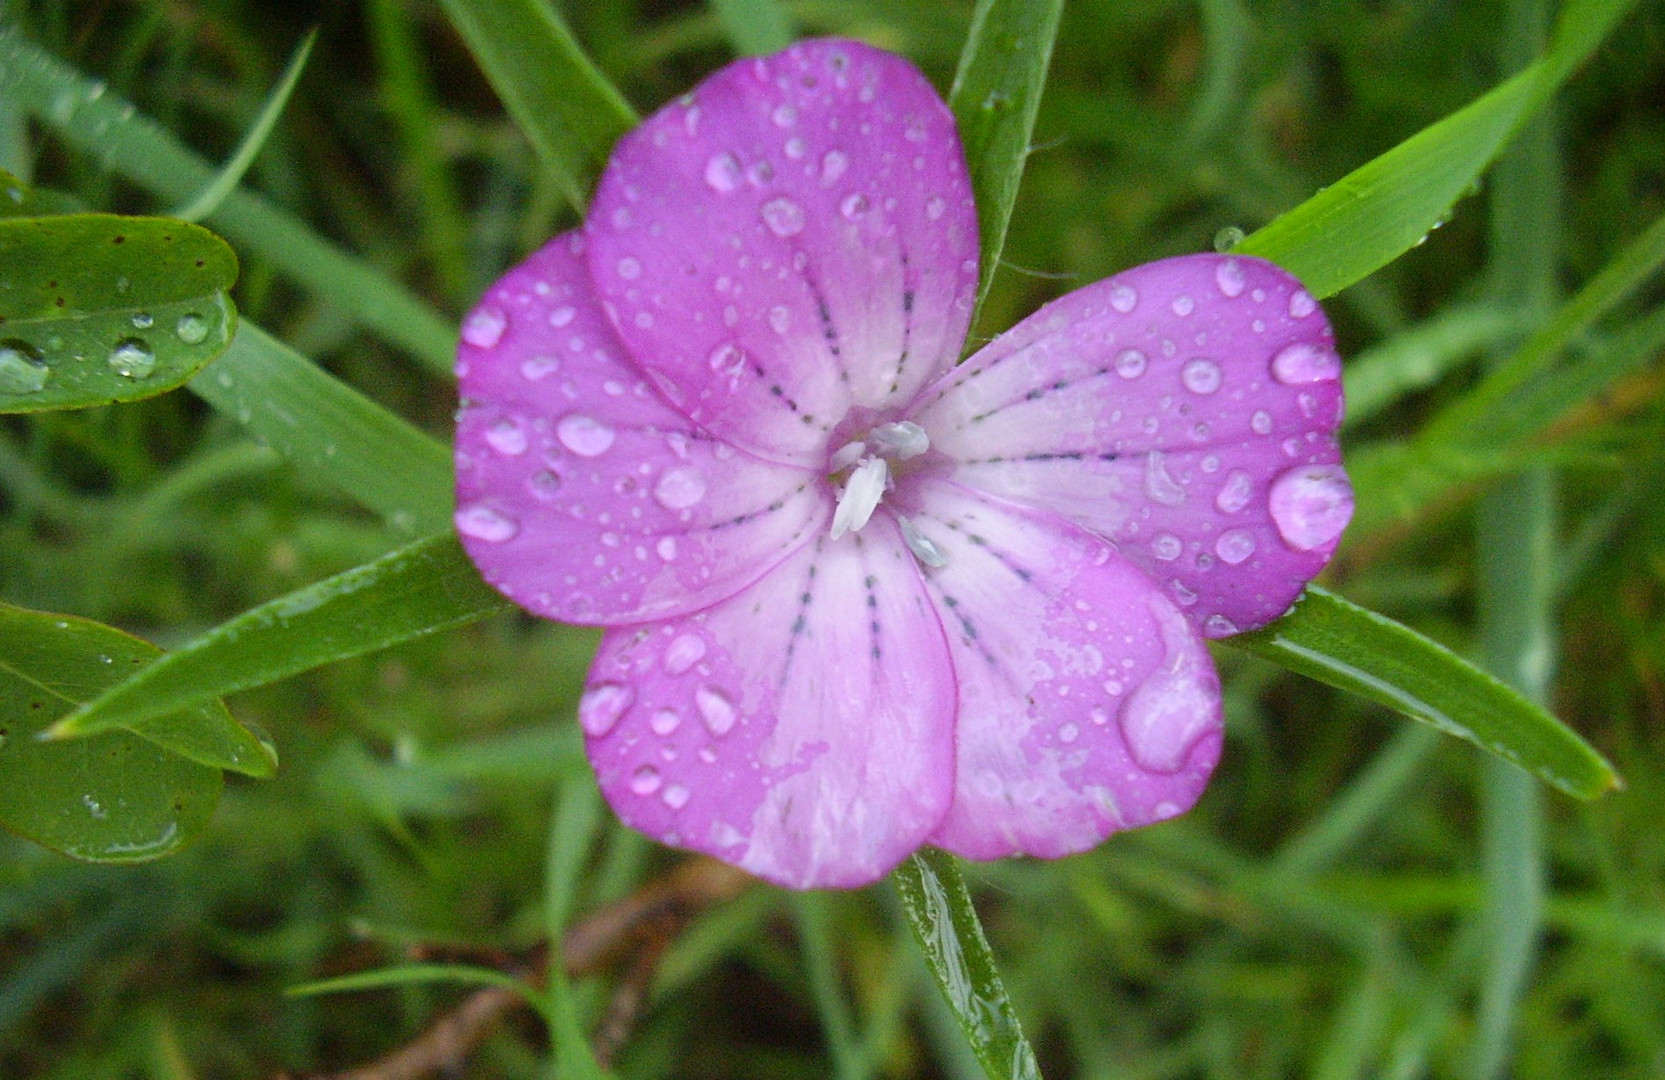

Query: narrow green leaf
[0,213,236,413]
[710,0,795,56]
[1236,0,1640,299]
[172,31,316,223]
[1229,587,1619,799]
[543,778,607,1080]
[438,0,637,214]
[0,166,80,217]
[794,892,870,1080]
[893,848,1040,1080]
[0,604,224,862]
[188,323,452,534]
[1341,305,1517,431]
[287,963,541,1007]
[947,0,1065,311]
[0,29,457,372]
[48,533,512,740]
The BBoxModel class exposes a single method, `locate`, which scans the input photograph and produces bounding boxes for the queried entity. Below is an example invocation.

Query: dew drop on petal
[1151,533,1182,561]
[579,682,634,737]
[656,536,678,561]
[1289,290,1317,318]
[761,198,805,237]
[617,256,642,280]
[695,685,738,736]
[1271,342,1341,384]
[630,764,662,795]
[653,467,706,510]
[1215,470,1253,513]
[456,503,518,543]
[1144,451,1187,506]
[662,783,691,809]
[650,707,682,736]
[1171,294,1195,316]
[1215,259,1246,298]
[484,418,528,455]
[768,305,792,334]
[462,306,507,348]
[549,306,576,328]
[1251,409,1273,435]
[704,151,743,193]
[663,633,708,675]
[925,196,946,220]
[1119,613,1216,774]
[1114,348,1147,379]
[1109,284,1138,313]
[1214,528,1257,565]
[821,150,849,185]
[557,414,616,456]
[527,470,563,500]
[1204,614,1240,636]
[1181,358,1222,394]
[840,193,871,220]
[520,355,559,381]
[1268,465,1353,551]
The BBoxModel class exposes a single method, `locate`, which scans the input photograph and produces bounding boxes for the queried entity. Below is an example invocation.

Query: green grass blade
[710,0,795,56]
[1235,0,1640,299]
[947,0,1065,312]
[794,892,870,1080]
[1341,305,1517,431]
[542,777,607,1079]
[46,533,511,740]
[188,323,451,534]
[893,849,1041,1080]
[287,964,541,1007]
[438,0,636,215]
[1229,587,1618,799]
[0,28,457,372]
[171,31,315,223]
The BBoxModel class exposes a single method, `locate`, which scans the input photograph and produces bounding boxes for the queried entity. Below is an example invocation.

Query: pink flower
[455,40,1351,889]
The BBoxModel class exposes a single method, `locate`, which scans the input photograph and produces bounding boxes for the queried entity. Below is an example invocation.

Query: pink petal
[900,481,1222,860]
[911,254,1351,636]
[580,516,957,889]
[456,233,828,624]
[586,39,979,467]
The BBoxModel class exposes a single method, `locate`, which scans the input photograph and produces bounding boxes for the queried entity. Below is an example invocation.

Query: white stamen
[897,515,948,568]
[830,457,888,539]
[828,439,866,472]
[870,420,930,460]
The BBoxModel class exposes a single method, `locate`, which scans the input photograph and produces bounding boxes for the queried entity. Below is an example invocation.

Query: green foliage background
[2,0,1663,1077]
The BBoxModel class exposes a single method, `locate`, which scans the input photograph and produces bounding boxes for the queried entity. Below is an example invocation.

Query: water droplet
[1181,358,1221,394]
[0,339,49,394]
[108,337,156,378]
[840,193,870,220]
[821,150,849,185]
[131,312,154,329]
[1215,258,1246,297]
[663,633,707,675]
[651,708,682,736]
[1213,227,1246,254]
[656,536,678,561]
[1151,533,1182,561]
[1215,470,1253,513]
[1271,341,1340,384]
[1114,348,1147,379]
[630,764,663,795]
[747,160,775,186]
[768,305,792,334]
[456,503,519,543]
[580,683,634,737]
[82,794,108,819]
[662,783,690,809]
[1204,614,1239,636]
[925,196,946,220]
[1144,451,1186,506]
[771,104,797,127]
[784,136,806,159]
[1268,465,1353,551]
[1109,284,1138,313]
[527,470,563,500]
[1250,409,1273,435]
[708,342,747,380]
[549,306,577,328]
[1288,290,1316,318]
[1214,529,1256,564]
[654,468,707,510]
[174,312,209,344]
[484,418,528,456]
[520,354,559,381]
[462,305,507,348]
[695,685,738,736]
[762,198,805,237]
[704,151,743,192]
[1171,294,1195,317]
[617,256,642,280]
[1119,608,1216,773]
[1059,723,1080,744]
[557,414,616,456]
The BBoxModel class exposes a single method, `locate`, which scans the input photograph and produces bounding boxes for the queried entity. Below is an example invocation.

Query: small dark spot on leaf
[194,259,205,268]
[111,234,126,244]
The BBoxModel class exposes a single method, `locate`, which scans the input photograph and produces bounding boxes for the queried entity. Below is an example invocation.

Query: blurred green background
[2,0,1663,1077]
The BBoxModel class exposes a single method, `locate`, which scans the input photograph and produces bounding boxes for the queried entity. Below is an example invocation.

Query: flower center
[827,420,947,567]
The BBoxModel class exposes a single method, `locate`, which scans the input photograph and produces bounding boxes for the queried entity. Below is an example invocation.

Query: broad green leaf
[893,848,1041,1080]
[0,606,273,777]
[0,605,224,862]
[710,0,796,56]
[188,323,452,534]
[948,0,1065,311]
[49,533,512,740]
[0,212,236,413]
[1230,587,1618,799]
[0,29,457,373]
[1237,0,1641,299]
[438,0,637,214]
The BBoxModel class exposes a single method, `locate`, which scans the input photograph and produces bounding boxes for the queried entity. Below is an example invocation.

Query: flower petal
[911,254,1351,636]
[456,233,827,624]
[899,481,1222,861]
[580,517,957,889]
[587,39,979,467]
